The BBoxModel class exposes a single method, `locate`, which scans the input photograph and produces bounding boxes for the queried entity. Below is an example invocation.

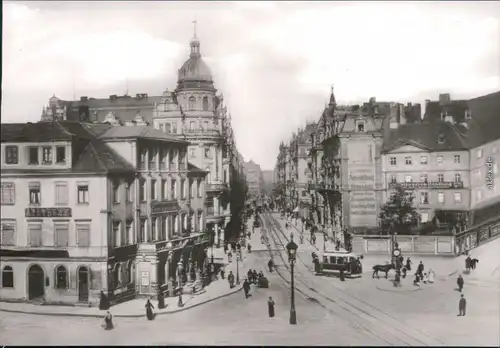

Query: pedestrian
[102,311,114,330]
[312,234,316,245]
[428,269,435,283]
[237,242,241,252]
[423,273,428,284]
[99,290,110,311]
[472,258,479,270]
[458,294,467,316]
[247,269,253,283]
[465,256,471,273]
[300,234,304,244]
[417,261,424,278]
[457,274,464,292]
[268,297,275,317]
[243,279,251,299]
[268,259,274,272]
[228,271,235,288]
[224,243,228,254]
[413,273,420,287]
[145,298,155,320]
[228,251,233,263]
[252,270,258,284]
[339,267,345,281]
[402,266,407,279]
[157,289,165,309]
[406,257,412,271]
[220,265,225,279]
[247,243,252,253]
[285,222,289,229]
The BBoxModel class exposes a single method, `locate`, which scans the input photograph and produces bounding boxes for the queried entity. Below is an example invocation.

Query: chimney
[109,95,117,100]
[399,104,406,125]
[80,96,88,101]
[439,93,451,105]
[389,103,399,129]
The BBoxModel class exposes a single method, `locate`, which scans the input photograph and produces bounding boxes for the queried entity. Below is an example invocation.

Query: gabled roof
[1,121,135,174]
[382,121,468,153]
[97,126,189,144]
[1,122,74,143]
[464,91,500,149]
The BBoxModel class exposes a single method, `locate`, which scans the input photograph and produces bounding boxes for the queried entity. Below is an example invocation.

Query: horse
[372,264,395,279]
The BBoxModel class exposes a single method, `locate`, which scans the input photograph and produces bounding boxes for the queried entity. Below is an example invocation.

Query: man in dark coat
[99,290,110,311]
[458,294,466,316]
[457,275,464,292]
[228,271,235,288]
[465,256,471,272]
[417,261,424,278]
[268,259,274,272]
[268,297,275,317]
[247,269,253,284]
[243,279,251,299]
[406,257,412,271]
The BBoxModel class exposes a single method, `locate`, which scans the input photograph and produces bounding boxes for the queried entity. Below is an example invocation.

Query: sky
[2,1,500,170]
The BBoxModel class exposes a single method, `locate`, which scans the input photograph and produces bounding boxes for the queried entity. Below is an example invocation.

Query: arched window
[127,260,134,284]
[202,97,209,111]
[55,265,68,289]
[188,96,196,110]
[120,262,128,286]
[1,266,14,288]
[190,121,195,131]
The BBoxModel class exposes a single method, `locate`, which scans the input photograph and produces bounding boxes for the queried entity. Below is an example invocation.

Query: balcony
[183,129,221,137]
[151,200,180,214]
[206,183,228,193]
[388,181,464,190]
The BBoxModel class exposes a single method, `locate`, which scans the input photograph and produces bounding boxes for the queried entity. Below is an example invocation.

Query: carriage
[315,251,363,278]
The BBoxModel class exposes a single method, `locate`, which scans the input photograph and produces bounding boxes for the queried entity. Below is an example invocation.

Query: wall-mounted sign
[152,201,179,214]
[388,182,464,190]
[349,191,377,227]
[25,208,72,218]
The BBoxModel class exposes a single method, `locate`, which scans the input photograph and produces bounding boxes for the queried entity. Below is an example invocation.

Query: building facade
[0,121,210,304]
[243,160,264,197]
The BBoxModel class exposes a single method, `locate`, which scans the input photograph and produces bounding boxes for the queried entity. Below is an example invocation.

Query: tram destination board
[25,207,72,218]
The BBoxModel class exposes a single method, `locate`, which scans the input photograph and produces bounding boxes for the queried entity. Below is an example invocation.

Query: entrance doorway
[78,266,89,302]
[28,265,45,300]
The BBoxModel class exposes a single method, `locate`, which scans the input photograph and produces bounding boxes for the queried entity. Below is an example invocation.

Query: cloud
[2,1,499,170]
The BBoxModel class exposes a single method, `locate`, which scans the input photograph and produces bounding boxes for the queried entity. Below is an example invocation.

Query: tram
[314,250,363,278]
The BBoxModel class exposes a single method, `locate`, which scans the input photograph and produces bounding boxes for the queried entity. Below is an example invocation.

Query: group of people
[100,297,158,330]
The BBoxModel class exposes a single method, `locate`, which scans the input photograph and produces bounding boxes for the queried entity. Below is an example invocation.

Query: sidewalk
[0,254,247,318]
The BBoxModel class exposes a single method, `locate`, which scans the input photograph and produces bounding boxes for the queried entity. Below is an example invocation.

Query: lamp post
[236,250,240,285]
[177,261,183,307]
[286,235,298,325]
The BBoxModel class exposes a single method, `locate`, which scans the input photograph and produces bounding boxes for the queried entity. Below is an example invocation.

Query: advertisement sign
[349,191,378,227]
[141,271,150,286]
[25,208,72,218]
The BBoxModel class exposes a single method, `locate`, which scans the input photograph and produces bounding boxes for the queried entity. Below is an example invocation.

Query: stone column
[214,223,219,247]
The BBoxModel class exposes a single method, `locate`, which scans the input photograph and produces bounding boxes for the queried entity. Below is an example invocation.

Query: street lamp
[236,250,240,285]
[177,261,184,307]
[286,235,298,325]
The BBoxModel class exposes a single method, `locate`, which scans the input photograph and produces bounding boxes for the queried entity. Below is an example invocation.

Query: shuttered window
[28,223,42,246]
[54,223,69,247]
[76,223,90,247]
[55,182,68,205]
[0,182,15,205]
[0,220,16,246]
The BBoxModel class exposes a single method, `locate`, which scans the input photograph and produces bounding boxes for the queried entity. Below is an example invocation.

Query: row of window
[139,148,186,171]
[0,265,103,290]
[135,178,202,203]
[389,154,462,166]
[0,182,89,205]
[158,119,214,135]
[390,173,463,184]
[4,145,67,165]
[0,220,91,247]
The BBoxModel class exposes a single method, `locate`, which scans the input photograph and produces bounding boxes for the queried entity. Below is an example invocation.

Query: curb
[0,287,243,319]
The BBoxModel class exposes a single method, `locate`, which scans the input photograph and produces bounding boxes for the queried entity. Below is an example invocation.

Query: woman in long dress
[428,269,435,283]
[102,311,114,330]
[145,298,155,320]
[268,297,275,318]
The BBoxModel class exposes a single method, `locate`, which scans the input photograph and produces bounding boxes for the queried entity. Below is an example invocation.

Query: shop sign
[25,207,72,218]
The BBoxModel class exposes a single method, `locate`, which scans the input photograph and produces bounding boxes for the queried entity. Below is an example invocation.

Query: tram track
[262,213,444,346]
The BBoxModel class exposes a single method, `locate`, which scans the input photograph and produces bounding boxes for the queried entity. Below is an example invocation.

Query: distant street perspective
[2,1,500,347]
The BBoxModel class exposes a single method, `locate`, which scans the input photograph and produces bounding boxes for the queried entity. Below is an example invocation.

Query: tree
[378,185,419,235]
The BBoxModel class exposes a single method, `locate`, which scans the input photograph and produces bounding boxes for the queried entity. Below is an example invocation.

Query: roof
[382,120,468,153]
[463,91,500,149]
[1,122,74,143]
[1,121,136,174]
[97,126,189,144]
[423,99,468,124]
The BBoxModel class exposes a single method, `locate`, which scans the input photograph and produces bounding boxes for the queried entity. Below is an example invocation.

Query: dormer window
[438,134,445,144]
[357,121,365,132]
[441,111,447,120]
[465,110,472,120]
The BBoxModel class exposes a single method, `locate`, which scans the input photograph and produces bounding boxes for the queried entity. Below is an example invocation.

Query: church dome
[177,33,214,89]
